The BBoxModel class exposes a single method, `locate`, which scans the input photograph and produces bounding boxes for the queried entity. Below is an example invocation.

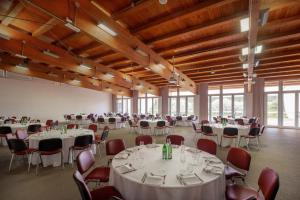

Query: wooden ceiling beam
[112,0,152,20]
[32,17,59,37]
[1,3,24,25]
[25,0,196,92]
[132,0,239,33]
[72,41,101,56]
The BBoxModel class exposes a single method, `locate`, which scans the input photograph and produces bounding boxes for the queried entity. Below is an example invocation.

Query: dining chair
[235,118,245,126]
[88,124,98,134]
[135,135,153,146]
[36,138,63,175]
[27,124,42,135]
[16,129,29,145]
[139,121,151,135]
[154,121,166,135]
[6,138,37,172]
[67,124,79,129]
[201,125,219,144]
[226,167,279,200]
[239,127,261,150]
[176,116,183,126]
[166,134,184,145]
[117,117,126,128]
[197,138,217,155]
[221,127,239,147]
[192,122,202,141]
[97,117,105,129]
[128,120,138,134]
[69,135,93,166]
[76,150,110,186]
[73,170,123,200]
[106,139,125,166]
[166,119,176,134]
[45,120,53,130]
[0,126,13,144]
[94,126,110,157]
[225,147,251,183]
[108,118,116,130]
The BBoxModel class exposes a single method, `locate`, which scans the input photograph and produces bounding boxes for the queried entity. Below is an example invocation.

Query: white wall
[0,73,112,121]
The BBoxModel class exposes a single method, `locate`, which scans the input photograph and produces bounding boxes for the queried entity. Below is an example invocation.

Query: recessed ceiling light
[43,50,60,58]
[145,67,151,71]
[105,72,115,78]
[80,63,92,70]
[159,0,168,5]
[0,33,10,40]
[240,17,249,32]
[97,23,117,36]
[242,47,248,55]
[243,63,249,69]
[255,45,263,54]
[242,45,263,56]
[65,18,81,32]
[15,54,27,59]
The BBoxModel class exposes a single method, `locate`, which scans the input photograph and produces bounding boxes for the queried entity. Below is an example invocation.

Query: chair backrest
[128,120,133,126]
[100,126,110,141]
[16,129,28,140]
[176,116,182,121]
[213,117,218,123]
[27,124,41,133]
[46,120,53,127]
[201,120,209,125]
[223,127,238,136]
[249,127,261,136]
[250,122,258,128]
[7,139,27,152]
[106,139,125,156]
[109,117,116,123]
[0,126,12,135]
[67,124,78,129]
[227,147,251,172]
[166,135,184,145]
[156,121,165,127]
[76,150,95,174]
[140,121,149,128]
[202,125,213,134]
[88,124,97,133]
[197,139,217,155]
[235,118,244,125]
[76,115,83,120]
[248,118,256,124]
[260,125,265,135]
[192,122,197,131]
[73,170,92,200]
[97,117,105,123]
[140,115,145,119]
[39,138,62,152]
[258,167,280,200]
[169,119,176,126]
[187,116,193,120]
[135,135,152,146]
[74,135,93,147]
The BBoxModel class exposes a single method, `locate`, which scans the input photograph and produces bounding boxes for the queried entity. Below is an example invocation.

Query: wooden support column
[197,83,208,121]
[253,77,265,123]
[160,86,169,116]
[244,84,254,117]
[111,94,116,113]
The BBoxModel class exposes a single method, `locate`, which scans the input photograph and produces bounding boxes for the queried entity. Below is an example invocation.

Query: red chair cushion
[226,184,261,200]
[225,166,245,180]
[86,167,110,182]
[40,149,61,155]
[15,148,37,155]
[90,186,123,200]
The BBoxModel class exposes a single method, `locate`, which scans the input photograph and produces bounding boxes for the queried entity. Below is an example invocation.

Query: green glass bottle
[162,144,167,160]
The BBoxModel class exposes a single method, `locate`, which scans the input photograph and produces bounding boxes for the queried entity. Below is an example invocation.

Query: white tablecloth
[227,118,249,125]
[0,119,4,125]
[207,124,250,147]
[0,122,46,134]
[137,120,168,135]
[110,145,225,200]
[28,129,95,167]
[103,117,123,129]
[171,116,192,126]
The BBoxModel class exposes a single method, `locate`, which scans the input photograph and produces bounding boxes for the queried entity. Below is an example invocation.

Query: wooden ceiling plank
[112,0,152,20]
[131,0,238,33]
[1,3,24,25]
[32,17,59,37]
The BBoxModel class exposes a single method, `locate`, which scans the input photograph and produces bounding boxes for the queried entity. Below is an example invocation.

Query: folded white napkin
[179,173,202,185]
[206,157,222,164]
[146,144,159,148]
[185,148,200,154]
[144,174,163,185]
[117,164,135,174]
[203,166,223,175]
[114,153,129,159]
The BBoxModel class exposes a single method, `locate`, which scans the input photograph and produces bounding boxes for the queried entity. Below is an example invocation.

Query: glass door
[266,93,279,126]
[283,93,295,126]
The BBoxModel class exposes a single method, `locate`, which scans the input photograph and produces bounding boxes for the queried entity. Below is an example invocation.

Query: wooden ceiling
[0,0,300,96]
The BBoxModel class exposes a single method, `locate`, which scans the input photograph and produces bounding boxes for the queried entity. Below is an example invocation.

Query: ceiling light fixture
[240,17,249,32]
[159,0,168,5]
[243,63,249,69]
[80,63,92,70]
[255,60,260,67]
[242,45,263,55]
[169,56,178,85]
[43,49,60,58]
[145,67,151,71]
[15,41,27,59]
[135,47,148,57]
[259,9,269,26]
[65,18,81,32]
[97,23,117,36]
[0,33,10,40]
[105,72,115,78]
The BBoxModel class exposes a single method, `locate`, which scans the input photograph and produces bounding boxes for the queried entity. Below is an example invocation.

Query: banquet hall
[0,0,300,199]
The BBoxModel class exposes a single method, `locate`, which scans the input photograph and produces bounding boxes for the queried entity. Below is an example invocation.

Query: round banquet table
[205,123,250,147]
[0,122,46,134]
[103,117,123,129]
[110,145,226,200]
[171,116,191,126]
[137,120,169,135]
[28,129,95,167]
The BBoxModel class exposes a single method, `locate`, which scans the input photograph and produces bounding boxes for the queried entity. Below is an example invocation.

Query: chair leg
[28,153,33,173]
[238,137,242,147]
[220,136,223,147]
[9,153,15,172]
[256,137,260,150]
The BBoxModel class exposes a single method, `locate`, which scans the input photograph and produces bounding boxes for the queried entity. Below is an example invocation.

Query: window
[265,81,279,92]
[168,89,195,115]
[283,80,300,91]
[208,85,244,120]
[138,93,158,114]
[283,93,295,126]
[116,96,131,114]
[266,93,278,126]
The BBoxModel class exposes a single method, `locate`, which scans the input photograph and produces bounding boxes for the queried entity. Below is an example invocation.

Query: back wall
[0,73,112,121]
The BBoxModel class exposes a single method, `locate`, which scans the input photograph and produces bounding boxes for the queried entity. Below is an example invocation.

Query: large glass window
[187,97,194,116]
[266,93,278,126]
[234,95,244,118]
[169,97,177,115]
[211,96,220,118]
[283,93,295,126]
[168,89,195,115]
[223,95,232,117]
[179,97,186,115]
[138,93,158,114]
[116,96,131,114]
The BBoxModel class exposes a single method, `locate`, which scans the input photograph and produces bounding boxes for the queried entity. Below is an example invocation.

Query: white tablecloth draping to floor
[28,129,95,167]
[103,117,123,129]
[171,116,192,126]
[227,118,249,125]
[0,119,4,125]
[204,124,250,147]
[137,120,169,135]
[110,145,225,200]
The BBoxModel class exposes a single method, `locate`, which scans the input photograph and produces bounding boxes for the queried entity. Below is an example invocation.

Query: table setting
[110,143,225,200]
